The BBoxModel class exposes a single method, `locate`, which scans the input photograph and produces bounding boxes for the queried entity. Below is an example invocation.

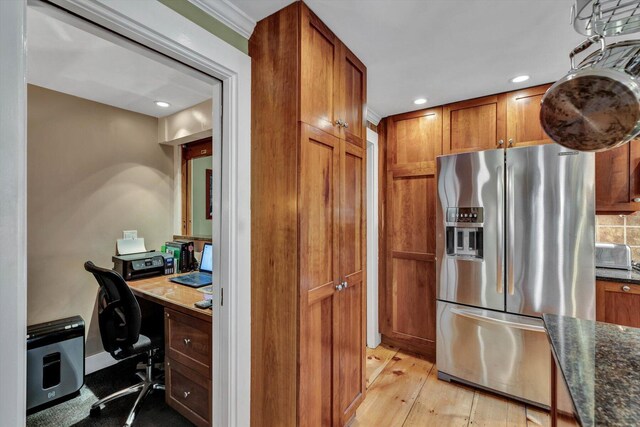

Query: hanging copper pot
[540,36,640,151]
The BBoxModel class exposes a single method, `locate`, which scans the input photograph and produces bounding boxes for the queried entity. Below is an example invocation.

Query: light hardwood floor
[353,345,551,427]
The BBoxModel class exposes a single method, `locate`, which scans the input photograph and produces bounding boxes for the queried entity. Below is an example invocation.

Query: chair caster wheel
[90,406,101,417]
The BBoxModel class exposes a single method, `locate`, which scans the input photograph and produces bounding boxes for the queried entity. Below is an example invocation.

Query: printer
[112,251,174,280]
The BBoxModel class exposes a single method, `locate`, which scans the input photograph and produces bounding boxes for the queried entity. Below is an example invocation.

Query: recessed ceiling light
[510,75,530,83]
[155,101,170,108]
[414,98,427,105]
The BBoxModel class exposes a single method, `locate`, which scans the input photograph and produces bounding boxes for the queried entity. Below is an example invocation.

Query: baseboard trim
[381,334,435,362]
[85,351,117,375]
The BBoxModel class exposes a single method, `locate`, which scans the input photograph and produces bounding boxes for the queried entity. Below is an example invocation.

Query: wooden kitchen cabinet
[443,94,506,154]
[596,280,640,327]
[250,2,367,425]
[380,108,442,359]
[337,45,367,147]
[595,140,640,213]
[297,123,366,425]
[300,4,366,147]
[442,84,553,154]
[300,6,340,138]
[506,83,553,148]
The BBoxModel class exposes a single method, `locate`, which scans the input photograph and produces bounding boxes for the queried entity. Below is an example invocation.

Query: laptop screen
[200,243,213,273]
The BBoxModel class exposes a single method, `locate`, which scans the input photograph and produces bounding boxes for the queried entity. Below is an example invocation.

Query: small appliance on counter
[27,316,84,412]
[595,243,632,270]
[112,251,174,280]
[165,240,195,273]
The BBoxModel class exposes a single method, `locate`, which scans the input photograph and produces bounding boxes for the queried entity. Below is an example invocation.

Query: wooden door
[298,123,340,427]
[383,109,442,358]
[443,94,506,154]
[506,83,552,148]
[300,4,341,138]
[596,280,640,327]
[337,44,367,148]
[334,140,366,425]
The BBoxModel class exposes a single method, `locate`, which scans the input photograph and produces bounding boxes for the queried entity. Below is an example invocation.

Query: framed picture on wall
[206,168,212,220]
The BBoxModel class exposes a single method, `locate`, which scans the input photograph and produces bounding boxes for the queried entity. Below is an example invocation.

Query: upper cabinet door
[390,108,443,170]
[596,143,630,207]
[337,44,367,148]
[442,94,506,154]
[595,139,640,213]
[300,5,341,138]
[506,84,553,148]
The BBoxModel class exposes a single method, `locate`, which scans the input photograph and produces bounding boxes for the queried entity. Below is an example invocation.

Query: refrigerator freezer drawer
[436,301,550,407]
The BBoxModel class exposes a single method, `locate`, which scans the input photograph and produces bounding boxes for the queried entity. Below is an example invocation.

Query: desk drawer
[166,358,211,427]
[165,308,211,377]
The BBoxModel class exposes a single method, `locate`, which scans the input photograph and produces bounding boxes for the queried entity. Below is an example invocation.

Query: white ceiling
[27,7,215,118]
[229,0,590,118]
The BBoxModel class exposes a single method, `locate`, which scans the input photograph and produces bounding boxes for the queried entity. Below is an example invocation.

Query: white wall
[366,127,381,348]
[158,99,213,144]
[27,85,174,356]
[0,1,27,424]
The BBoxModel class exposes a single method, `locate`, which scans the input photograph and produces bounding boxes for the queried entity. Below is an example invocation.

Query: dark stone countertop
[543,314,640,426]
[596,267,640,285]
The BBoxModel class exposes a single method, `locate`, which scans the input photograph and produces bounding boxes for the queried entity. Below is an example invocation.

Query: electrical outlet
[123,230,138,240]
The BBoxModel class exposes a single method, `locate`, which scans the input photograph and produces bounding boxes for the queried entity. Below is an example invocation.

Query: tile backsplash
[596,213,640,260]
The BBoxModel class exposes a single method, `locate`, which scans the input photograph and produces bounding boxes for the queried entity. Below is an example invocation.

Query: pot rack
[573,0,640,37]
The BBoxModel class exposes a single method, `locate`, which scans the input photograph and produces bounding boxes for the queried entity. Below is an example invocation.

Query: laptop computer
[170,243,212,288]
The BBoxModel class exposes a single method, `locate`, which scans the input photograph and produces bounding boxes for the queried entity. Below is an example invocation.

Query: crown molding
[188,0,256,39]
[367,108,381,126]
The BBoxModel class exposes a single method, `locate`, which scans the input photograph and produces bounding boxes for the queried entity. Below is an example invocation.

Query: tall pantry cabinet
[250,2,367,426]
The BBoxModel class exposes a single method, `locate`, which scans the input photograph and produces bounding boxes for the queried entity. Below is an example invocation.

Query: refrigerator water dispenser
[445,207,483,259]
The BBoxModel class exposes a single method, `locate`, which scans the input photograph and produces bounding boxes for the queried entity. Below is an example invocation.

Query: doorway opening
[25,2,222,425]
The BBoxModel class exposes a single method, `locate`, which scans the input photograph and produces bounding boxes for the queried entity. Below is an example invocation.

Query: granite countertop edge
[543,314,591,427]
[595,267,640,285]
[543,313,640,427]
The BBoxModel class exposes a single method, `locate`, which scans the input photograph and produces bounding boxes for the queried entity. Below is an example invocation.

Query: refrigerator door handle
[506,163,515,296]
[496,163,504,295]
[450,307,546,333]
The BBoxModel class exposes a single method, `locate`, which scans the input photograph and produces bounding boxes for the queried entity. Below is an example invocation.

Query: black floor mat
[27,358,193,427]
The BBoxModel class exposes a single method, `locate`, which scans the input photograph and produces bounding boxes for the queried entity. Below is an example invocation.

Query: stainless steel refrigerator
[435,144,595,408]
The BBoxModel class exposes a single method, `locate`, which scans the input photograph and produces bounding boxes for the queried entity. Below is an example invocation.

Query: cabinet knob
[335,283,344,291]
[343,122,349,129]
[183,338,191,345]
[508,138,514,147]
[335,119,344,127]
[183,391,191,399]
[498,140,504,146]
[623,285,631,292]
[633,198,640,203]
[342,281,348,289]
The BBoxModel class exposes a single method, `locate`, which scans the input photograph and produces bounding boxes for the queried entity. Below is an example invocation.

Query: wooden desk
[127,274,212,427]
[128,274,212,322]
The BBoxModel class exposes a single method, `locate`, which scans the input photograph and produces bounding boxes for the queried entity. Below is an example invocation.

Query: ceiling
[229,0,589,119]
[27,7,215,118]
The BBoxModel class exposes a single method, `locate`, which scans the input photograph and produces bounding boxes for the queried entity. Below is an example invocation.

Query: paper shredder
[27,316,85,411]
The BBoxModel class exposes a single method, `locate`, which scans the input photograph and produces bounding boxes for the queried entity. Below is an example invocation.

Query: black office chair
[84,261,164,427]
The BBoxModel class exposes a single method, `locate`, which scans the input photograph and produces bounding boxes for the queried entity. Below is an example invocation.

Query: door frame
[366,127,381,348]
[1,1,251,425]
[0,2,27,425]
